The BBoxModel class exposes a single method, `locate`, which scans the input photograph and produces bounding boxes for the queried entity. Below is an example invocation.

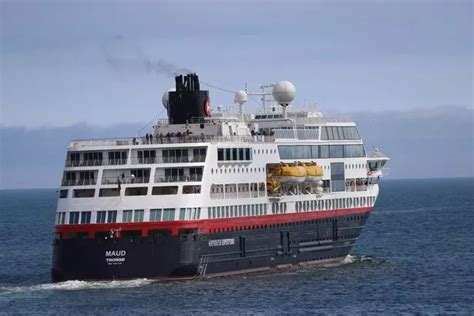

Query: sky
[0,0,473,188]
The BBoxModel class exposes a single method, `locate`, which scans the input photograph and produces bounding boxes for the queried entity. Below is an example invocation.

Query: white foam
[342,254,356,264]
[0,278,153,294]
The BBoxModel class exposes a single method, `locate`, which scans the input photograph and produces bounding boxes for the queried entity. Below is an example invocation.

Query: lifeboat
[299,162,323,183]
[271,163,307,183]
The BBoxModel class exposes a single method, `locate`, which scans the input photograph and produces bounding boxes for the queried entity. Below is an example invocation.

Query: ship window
[342,127,361,140]
[74,189,95,198]
[134,210,144,222]
[78,170,96,185]
[192,148,206,162]
[152,186,178,195]
[107,210,117,223]
[123,210,133,222]
[68,152,80,167]
[137,150,156,164]
[162,149,188,163]
[99,188,120,197]
[189,167,203,181]
[108,151,127,165]
[59,190,68,198]
[69,212,80,224]
[83,152,102,166]
[162,208,175,221]
[183,185,201,194]
[125,187,148,196]
[97,211,107,224]
[150,209,162,221]
[344,145,366,158]
[329,145,344,158]
[80,211,91,224]
[58,212,66,225]
[179,208,186,220]
[62,171,76,186]
[232,148,237,160]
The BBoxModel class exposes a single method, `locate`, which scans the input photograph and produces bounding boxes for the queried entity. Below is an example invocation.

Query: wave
[375,207,445,215]
[0,278,153,294]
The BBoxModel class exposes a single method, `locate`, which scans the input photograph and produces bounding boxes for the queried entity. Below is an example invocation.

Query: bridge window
[321,126,361,140]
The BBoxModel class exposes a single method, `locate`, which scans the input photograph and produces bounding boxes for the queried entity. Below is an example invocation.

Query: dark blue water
[1,178,473,314]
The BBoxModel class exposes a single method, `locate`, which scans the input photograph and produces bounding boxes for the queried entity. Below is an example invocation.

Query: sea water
[0,178,473,314]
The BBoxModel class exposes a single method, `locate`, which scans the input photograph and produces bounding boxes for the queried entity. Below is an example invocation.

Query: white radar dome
[272,80,296,106]
[234,90,248,105]
[161,88,175,110]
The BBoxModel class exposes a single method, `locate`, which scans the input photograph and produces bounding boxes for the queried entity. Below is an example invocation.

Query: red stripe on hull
[55,207,372,238]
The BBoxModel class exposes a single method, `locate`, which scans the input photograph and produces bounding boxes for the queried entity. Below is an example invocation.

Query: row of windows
[217,148,252,161]
[57,196,376,225]
[66,151,127,167]
[132,148,206,164]
[295,196,376,212]
[179,208,202,220]
[278,144,366,160]
[211,167,265,174]
[321,126,360,140]
[59,185,201,199]
[210,183,266,198]
[253,148,277,155]
[209,204,267,219]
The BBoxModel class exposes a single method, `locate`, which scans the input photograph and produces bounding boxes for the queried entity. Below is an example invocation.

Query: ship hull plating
[52,212,370,282]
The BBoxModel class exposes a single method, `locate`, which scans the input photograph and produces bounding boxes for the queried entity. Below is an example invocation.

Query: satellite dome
[234,90,248,105]
[161,88,175,110]
[272,80,296,106]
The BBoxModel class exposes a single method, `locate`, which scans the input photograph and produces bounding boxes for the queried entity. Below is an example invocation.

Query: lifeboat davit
[266,177,281,193]
[272,163,307,183]
[299,162,323,183]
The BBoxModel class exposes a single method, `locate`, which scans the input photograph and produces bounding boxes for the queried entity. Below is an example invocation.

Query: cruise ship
[51,73,389,281]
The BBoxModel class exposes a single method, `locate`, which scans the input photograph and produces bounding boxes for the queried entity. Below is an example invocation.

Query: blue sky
[1,0,472,127]
[0,0,473,188]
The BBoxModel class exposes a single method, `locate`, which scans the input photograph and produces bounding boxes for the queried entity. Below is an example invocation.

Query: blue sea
[0,178,473,314]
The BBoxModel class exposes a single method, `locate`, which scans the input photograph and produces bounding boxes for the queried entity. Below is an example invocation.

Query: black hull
[52,212,370,282]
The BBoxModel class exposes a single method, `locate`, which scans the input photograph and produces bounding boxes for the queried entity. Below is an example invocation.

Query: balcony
[154,174,203,183]
[65,159,127,167]
[101,176,149,185]
[61,179,97,186]
[130,155,206,165]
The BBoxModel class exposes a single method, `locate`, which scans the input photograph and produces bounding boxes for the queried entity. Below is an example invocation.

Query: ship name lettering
[208,238,235,247]
[105,250,127,257]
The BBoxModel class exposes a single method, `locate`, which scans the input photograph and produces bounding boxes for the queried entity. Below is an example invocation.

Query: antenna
[272,81,296,118]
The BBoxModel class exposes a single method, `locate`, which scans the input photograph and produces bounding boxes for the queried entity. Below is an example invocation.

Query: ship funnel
[167,74,211,124]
